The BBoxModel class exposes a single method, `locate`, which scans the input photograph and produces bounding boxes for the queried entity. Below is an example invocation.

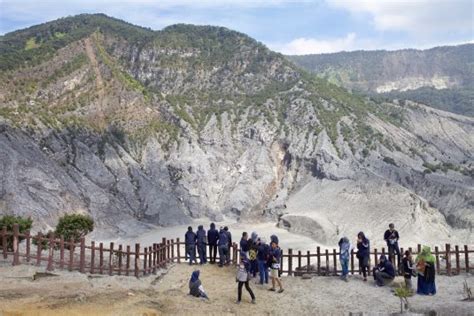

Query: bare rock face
[0,14,472,243]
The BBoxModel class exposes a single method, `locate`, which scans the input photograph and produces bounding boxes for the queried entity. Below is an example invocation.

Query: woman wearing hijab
[416,246,436,295]
[338,237,351,282]
[356,232,370,281]
[189,270,209,299]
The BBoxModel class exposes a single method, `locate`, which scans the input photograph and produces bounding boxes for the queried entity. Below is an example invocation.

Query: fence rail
[1,224,472,278]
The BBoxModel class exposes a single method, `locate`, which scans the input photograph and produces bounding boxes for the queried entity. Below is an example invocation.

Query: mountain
[0,14,472,243]
[287,45,474,116]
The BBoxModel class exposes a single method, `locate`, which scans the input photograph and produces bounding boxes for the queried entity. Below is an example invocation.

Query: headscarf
[210,223,215,229]
[190,270,200,283]
[416,246,435,264]
[251,232,258,242]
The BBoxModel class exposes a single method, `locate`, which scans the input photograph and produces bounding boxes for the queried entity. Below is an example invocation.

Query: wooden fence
[1,224,472,278]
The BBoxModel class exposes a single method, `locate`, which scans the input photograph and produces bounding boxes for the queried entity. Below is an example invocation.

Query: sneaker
[236,300,241,304]
[251,299,256,304]
[278,289,284,293]
[268,288,276,292]
[363,278,367,282]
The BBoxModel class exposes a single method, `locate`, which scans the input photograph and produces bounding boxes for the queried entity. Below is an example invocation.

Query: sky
[0,0,473,55]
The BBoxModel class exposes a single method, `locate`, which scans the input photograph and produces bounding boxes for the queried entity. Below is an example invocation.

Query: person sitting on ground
[185,226,197,265]
[338,237,351,282]
[189,270,209,300]
[256,237,270,285]
[248,232,259,278]
[207,223,219,264]
[373,254,395,286]
[268,240,284,293]
[416,246,436,295]
[224,226,232,265]
[384,223,401,268]
[356,232,370,281]
[402,250,416,291]
[218,227,229,267]
[196,225,207,265]
[240,232,249,258]
[236,256,256,304]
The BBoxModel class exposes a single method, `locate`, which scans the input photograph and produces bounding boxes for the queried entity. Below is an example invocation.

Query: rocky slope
[0,14,472,242]
[287,44,474,116]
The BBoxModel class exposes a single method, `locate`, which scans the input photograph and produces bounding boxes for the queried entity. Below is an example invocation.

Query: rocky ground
[0,262,472,316]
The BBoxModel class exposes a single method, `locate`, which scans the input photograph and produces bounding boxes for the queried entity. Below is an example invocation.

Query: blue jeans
[340,258,349,277]
[258,260,268,284]
[218,245,229,266]
[250,260,258,277]
[186,245,196,265]
[197,244,207,264]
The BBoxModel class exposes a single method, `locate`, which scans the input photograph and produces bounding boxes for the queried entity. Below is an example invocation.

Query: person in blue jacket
[224,226,232,265]
[240,232,249,258]
[196,225,207,264]
[185,226,197,265]
[373,254,395,286]
[356,231,370,281]
[218,227,229,267]
[256,237,269,285]
[207,223,219,264]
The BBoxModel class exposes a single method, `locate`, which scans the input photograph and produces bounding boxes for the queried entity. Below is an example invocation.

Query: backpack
[236,266,249,282]
[249,249,257,260]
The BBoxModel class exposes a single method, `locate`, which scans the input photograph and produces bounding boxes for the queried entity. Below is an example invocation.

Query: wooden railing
[1,224,472,278]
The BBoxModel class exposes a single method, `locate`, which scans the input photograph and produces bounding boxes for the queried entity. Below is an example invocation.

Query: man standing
[224,226,232,265]
[207,223,219,264]
[196,225,207,264]
[268,240,284,293]
[240,232,249,258]
[384,223,400,268]
[185,226,197,265]
[218,227,229,267]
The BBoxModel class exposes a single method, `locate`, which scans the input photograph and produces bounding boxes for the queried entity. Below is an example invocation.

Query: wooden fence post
[99,242,104,274]
[307,250,311,274]
[176,238,181,263]
[325,249,329,274]
[455,245,460,275]
[37,232,43,266]
[288,249,293,276]
[298,250,302,273]
[59,237,65,269]
[126,245,131,276]
[135,243,140,278]
[46,233,54,271]
[417,244,422,254]
[90,241,95,274]
[465,245,469,273]
[12,224,20,266]
[2,226,7,259]
[109,242,114,276]
[152,244,157,273]
[350,249,355,275]
[148,246,153,273]
[143,247,148,276]
[446,243,451,276]
[434,246,440,274]
[25,230,31,262]
[316,247,321,275]
[166,240,171,263]
[279,249,284,277]
[68,238,74,271]
[79,237,85,273]
[118,244,123,276]
[374,249,378,267]
[171,239,175,263]
[332,249,337,276]
[162,238,167,266]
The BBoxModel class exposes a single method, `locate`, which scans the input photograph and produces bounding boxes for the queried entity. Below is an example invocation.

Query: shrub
[383,156,397,166]
[55,214,94,242]
[0,215,33,251]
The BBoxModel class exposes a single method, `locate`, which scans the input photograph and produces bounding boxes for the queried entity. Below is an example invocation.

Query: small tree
[394,285,411,314]
[55,214,94,242]
[0,215,33,251]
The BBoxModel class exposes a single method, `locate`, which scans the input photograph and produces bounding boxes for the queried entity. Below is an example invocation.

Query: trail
[84,37,105,101]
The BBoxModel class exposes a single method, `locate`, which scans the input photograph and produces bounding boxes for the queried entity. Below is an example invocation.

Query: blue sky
[0,0,472,54]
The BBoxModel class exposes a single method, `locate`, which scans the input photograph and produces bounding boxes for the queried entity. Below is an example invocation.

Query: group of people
[186,224,284,304]
[187,222,437,304]
[338,223,436,295]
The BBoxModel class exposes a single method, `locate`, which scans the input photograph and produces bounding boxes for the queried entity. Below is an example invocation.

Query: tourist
[236,256,256,304]
[268,240,284,293]
[224,226,232,264]
[196,225,207,264]
[208,223,219,264]
[185,226,197,265]
[270,234,279,245]
[240,232,249,258]
[402,250,416,291]
[384,223,400,268]
[218,227,229,267]
[249,232,259,278]
[356,231,370,281]
[373,254,395,286]
[416,246,436,295]
[338,237,351,282]
[189,270,209,300]
[256,237,269,285]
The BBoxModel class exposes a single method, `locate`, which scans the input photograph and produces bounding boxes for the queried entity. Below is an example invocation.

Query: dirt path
[0,264,472,315]
[84,37,104,100]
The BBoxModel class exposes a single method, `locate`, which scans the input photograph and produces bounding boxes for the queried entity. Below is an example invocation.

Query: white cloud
[327,0,473,34]
[269,33,367,54]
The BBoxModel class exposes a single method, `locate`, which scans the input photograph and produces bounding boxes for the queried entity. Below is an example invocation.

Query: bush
[55,214,94,242]
[0,215,33,251]
[382,156,398,166]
